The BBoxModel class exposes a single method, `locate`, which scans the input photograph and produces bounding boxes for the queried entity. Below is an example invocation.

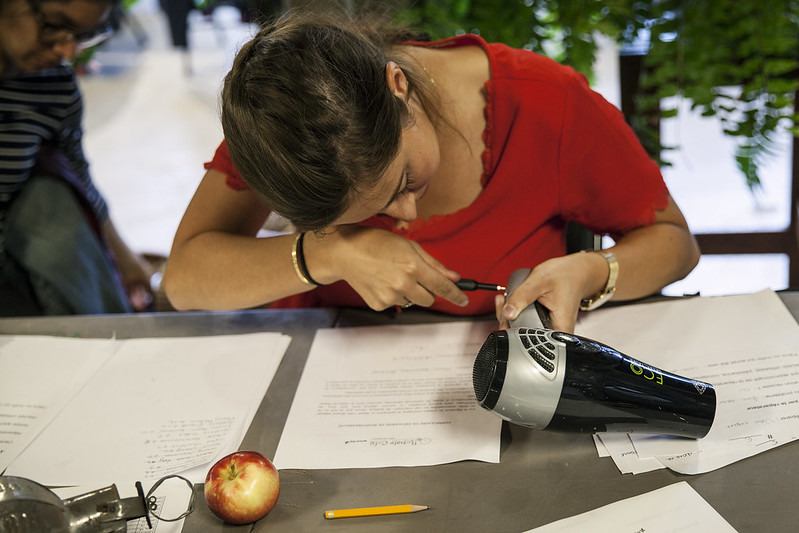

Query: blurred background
[81,0,798,298]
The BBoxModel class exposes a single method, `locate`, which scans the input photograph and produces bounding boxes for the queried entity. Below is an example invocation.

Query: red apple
[204,451,280,524]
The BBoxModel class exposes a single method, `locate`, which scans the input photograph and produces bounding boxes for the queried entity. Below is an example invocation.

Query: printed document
[273,321,502,469]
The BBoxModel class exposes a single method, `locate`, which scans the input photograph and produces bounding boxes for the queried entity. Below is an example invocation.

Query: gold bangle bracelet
[291,233,314,286]
[296,231,320,286]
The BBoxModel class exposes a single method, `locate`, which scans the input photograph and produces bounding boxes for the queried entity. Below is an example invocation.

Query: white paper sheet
[576,290,799,474]
[595,433,665,475]
[273,321,502,469]
[525,482,736,532]
[0,336,114,473]
[5,333,291,486]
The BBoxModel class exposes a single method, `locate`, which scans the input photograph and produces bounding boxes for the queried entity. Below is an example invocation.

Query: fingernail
[502,304,517,319]
[459,297,469,307]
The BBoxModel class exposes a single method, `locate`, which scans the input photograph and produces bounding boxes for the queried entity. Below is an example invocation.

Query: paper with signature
[525,482,736,532]
[576,289,799,475]
[5,333,290,486]
[273,321,501,469]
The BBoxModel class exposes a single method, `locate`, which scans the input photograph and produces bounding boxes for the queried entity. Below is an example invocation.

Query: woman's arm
[164,169,312,310]
[164,169,468,311]
[499,195,700,333]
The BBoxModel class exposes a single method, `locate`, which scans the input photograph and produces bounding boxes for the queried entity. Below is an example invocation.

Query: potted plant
[396,0,799,191]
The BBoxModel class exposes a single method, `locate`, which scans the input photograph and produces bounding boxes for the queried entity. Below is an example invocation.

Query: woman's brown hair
[220,9,440,232]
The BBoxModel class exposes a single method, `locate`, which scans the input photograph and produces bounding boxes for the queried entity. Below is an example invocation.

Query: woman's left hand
[495,251,606,333]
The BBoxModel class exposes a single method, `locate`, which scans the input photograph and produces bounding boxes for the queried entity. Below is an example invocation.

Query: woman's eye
[401,176,416,195]
[390,176,415,203]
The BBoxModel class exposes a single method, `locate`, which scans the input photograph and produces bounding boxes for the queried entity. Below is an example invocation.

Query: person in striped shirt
[0,0,154,315]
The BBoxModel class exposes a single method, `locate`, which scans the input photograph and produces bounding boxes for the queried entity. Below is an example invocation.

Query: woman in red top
[164,10,700,333]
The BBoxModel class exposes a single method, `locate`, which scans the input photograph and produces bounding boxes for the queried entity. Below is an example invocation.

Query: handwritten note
[141,416,236,480]
[4,333,290,485]
[273,321,502,469]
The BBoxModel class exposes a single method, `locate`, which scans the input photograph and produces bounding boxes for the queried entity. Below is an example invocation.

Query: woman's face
[334,84,441,226]
[0,0,111,74]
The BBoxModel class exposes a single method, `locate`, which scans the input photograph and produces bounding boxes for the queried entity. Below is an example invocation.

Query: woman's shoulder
[414,34,584,87]
[487,42,582,87]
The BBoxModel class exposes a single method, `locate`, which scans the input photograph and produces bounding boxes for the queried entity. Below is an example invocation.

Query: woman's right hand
[304,225,469,310]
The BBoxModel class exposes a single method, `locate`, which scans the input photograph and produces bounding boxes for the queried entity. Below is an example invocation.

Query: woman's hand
[305,225,469,310]
[496,251,606,333]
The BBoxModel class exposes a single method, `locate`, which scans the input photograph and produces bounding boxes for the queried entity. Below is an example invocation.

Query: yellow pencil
[324,504,429,519]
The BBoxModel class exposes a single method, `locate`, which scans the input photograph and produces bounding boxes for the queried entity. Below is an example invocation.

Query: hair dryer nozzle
[473,328,716,438]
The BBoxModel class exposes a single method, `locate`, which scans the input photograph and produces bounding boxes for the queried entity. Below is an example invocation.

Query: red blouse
[205,35,669,315]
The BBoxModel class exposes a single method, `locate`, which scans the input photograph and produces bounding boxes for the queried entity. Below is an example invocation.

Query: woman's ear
[385,61,409,99]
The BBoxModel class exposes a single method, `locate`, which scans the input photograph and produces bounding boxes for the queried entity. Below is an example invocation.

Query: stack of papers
[575,290,799,474]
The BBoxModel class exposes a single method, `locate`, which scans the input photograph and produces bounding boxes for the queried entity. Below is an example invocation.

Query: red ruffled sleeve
[204,140,249,191]
[556,72,669,238]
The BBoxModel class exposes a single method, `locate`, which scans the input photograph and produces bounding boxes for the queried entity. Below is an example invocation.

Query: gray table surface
[2,292,798,532]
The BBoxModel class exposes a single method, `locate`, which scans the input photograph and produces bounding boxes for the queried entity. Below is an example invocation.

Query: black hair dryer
[472,327,716,437]
[473,268,716,438]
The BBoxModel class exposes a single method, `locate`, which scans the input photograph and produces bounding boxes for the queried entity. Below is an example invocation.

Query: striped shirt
[0,65,108,223]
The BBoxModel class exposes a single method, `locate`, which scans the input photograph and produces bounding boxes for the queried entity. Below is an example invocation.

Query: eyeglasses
[27,0,114,51]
